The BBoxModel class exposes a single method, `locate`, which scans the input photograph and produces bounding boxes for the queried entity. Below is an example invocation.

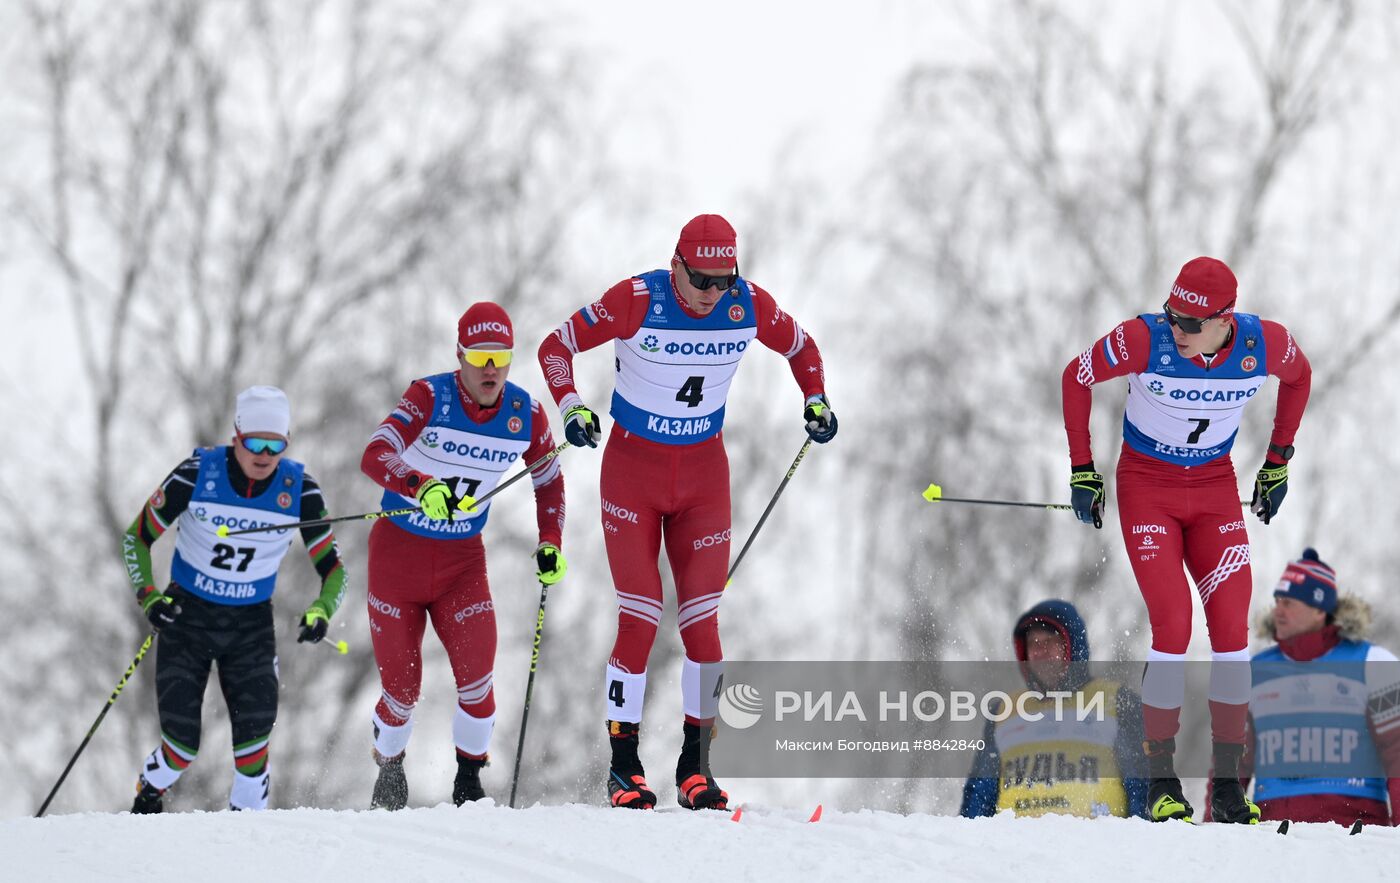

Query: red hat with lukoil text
[675,214,738,269]
[457,302,513,352]
[1168,257,1237,318]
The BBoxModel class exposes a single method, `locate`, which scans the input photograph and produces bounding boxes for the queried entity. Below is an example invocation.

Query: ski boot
[1145,738,1194,822]
[675,722,728,811]
[371,750,408,811]
[606,721,656,809]
[131,776,165,814]
[1209,742,1260,824]
[453,754,488,805]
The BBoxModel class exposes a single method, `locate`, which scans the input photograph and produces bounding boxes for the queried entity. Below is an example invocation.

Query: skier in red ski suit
[1061,256,1311,823]
[361,302,566,809]
[537,214,835,810]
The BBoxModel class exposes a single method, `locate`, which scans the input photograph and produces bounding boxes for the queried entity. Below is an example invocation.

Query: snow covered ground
[6,801,1396,882]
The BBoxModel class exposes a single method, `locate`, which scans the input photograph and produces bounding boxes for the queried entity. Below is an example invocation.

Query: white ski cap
[235,386,291,437]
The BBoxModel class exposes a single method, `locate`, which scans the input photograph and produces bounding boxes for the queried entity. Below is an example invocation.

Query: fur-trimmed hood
[1255,593,1373,643]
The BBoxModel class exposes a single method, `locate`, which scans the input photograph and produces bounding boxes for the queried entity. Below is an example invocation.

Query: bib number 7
[1187,418,1211,445]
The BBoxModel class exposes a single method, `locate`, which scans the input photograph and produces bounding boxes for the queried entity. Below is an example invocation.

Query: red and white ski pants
[367,520,496,759]
[1116,446,1253,744]
[599,426,730,726]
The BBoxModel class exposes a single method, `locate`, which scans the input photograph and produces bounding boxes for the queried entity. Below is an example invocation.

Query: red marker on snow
[808,805,822,823]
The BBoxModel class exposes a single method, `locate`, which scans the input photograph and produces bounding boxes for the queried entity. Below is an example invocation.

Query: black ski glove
[1251,460,1289,524]
[143,593,181,632]
[1070,463,1105,529]
[298,603,329,644]
[803,395,838,444]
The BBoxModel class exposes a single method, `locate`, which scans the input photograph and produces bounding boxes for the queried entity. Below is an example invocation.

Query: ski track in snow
[6,801,1398,882]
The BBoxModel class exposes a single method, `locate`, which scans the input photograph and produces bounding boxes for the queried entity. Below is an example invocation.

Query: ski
[722,805,822,824]
[1349,819,1363,836]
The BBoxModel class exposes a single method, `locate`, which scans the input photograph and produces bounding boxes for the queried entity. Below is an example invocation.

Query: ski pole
[922,483,1252,510]
[921,483,1074,512]
[36,634,155,818]
[508,580,550,809]
[726,439,813,587]
[218,440,572,538]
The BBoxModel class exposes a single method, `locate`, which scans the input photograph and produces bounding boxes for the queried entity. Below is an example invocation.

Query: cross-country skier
[536,214,835,810]
[1061,256,1312,823]
[361,302,566,809]
[125,386,348,813]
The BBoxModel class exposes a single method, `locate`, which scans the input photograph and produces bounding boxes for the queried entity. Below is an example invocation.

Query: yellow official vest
[993,679,1129,818]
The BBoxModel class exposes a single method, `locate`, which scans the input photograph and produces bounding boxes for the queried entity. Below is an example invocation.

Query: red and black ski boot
[607,721,657,809]
[676,722,728,811]
[453,754,488,805]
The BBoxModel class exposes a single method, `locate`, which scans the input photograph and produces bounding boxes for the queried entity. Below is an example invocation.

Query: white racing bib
[1123,312,1268,466]
[611,269,758,445]
[170,447,303,605]
[381,372,532,539]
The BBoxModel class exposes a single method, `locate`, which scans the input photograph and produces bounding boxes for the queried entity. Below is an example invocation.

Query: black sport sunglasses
[678,257,738,292]
[1163,300,1233,334]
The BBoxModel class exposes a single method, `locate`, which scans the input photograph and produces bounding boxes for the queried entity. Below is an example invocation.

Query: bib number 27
[211,543,255,572]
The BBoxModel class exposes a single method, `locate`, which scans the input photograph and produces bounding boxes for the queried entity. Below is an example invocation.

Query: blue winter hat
[1272,548,1338,614]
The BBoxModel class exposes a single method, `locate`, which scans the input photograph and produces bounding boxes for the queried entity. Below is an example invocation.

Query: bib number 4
[676,376,705,408]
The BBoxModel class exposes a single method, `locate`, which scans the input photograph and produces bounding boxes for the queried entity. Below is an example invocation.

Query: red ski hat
[675,214,738,270]
[457,301,513,351]
[1168,257,1237,318]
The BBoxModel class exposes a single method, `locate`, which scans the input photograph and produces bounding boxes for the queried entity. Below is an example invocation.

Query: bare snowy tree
[7,0,1399,822]
[2,0,610,815]
[834,0,1377,813]
[856,0,1360,656]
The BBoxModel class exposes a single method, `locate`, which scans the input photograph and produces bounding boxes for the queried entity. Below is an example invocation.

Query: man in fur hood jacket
[1207,548,1400,825]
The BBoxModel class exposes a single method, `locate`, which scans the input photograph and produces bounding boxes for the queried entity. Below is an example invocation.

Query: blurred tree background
[2,0,1398,818]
